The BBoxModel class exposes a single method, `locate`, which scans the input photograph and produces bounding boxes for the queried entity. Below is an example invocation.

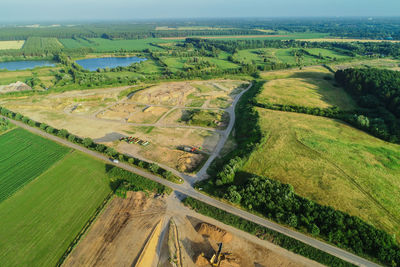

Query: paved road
[4,113,381,267]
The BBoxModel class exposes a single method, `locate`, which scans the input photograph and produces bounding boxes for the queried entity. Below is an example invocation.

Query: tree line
[183,197,355,267]
[197,80,400,267]
[0,106,182,184]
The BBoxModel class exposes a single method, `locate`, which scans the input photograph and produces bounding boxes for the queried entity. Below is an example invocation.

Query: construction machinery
[210,243,230,267]
[119,136,150,146]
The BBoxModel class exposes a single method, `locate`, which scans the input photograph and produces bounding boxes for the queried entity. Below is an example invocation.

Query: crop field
[0,40,25,50]
[242,109,400,239]
[60,38,180,52]
[0,151,112,267]
[258,67,357,110]
[0,128,70,203]
[22,37,63,53]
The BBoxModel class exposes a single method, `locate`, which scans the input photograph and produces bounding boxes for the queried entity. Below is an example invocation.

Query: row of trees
[185,38,400,58]
[0,106,181,184]
[223,176,400,266]
[183,197,354,267]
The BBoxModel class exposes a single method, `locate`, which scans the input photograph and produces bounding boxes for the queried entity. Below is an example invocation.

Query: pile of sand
[196,223,233,243]
[0,81,32,94]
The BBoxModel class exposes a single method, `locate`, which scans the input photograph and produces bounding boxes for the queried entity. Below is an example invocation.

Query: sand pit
[63,192,166,267]
[196,223,233,243]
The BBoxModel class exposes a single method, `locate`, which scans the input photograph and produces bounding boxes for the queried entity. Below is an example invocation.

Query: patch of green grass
[242,109,400,239]
[257,67,356,110]
[179,109,228,129]
[0,128,70,202]
[0,151,112,267]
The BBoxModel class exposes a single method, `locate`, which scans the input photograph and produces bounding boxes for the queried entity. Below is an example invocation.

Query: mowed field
[0,150,112,267]
[258,67,357,110]
[0,128,70,202]
[242,109,400,239]
[0,40,25,50]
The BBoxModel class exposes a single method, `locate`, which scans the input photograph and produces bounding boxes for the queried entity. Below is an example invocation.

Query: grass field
[162,56,238,72]
[0,40,25,50]
[241,109,400,239]
[258,67,357,110]
[22,37,63,53]
[0,128,70,202]
[0,151,112,267]
[60,38,180,52]
[234,47,352,67]
[0,67,58,86]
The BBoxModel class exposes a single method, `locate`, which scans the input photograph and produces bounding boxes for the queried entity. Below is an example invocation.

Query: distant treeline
[185,38,400,57]
[1,18,399,40]
[0,24,265,41]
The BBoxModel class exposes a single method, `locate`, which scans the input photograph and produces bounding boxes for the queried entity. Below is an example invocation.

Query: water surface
[76,56,147,71]
[0,60,55,71]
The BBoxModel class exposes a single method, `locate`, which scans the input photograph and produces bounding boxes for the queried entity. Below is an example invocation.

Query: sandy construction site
[0,80,248,172]
[63,192,321,267]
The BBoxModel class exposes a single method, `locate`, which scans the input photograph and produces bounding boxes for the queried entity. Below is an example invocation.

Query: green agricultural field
[0,151,111,267]
[0,40,25,50]
[241,109,400,239]
[22,37,63,53]
[0,128,70,202]
[258,67,357,110]
[60,38,180,52]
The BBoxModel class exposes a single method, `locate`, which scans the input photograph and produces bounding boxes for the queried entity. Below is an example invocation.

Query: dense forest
[0,17,399,40]
[335,68,400,143]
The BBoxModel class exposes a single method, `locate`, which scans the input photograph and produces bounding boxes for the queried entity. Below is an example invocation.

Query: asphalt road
[2,89,382,267]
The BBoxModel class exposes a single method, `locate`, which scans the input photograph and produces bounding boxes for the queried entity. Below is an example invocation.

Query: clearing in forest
[242,109,400,240]
[258,66,356,110]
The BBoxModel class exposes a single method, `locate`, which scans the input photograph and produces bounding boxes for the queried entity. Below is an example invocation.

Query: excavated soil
[63,192,166,267]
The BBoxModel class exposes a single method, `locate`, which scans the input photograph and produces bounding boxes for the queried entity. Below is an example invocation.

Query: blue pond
[76,56,147,71]
[0,60,55,71]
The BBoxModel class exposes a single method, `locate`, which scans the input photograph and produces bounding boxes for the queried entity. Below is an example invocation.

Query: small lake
[76,56,147,71]
[0,60,55,71]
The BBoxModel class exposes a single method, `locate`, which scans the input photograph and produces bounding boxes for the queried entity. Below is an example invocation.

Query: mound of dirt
[196,223,233,243]
[0,81,32,94]
[195,254,210,266]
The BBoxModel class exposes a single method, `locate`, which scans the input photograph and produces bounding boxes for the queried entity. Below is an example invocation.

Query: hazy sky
[1,0,400,22]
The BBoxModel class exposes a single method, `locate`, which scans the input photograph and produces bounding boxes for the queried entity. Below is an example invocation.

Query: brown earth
[196,223,233,243]
[63,192,166,267]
